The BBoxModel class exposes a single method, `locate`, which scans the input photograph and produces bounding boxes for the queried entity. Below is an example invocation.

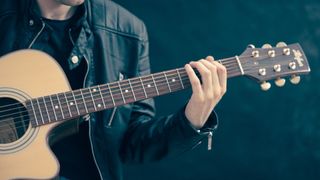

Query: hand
[184,56,227,129]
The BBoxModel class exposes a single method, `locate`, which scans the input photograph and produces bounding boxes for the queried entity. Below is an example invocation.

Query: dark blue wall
[116,0,320,179]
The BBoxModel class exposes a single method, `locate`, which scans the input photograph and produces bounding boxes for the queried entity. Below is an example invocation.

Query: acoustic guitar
[0,42,310,179]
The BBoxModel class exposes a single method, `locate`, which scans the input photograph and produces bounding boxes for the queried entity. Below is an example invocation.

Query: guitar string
[0,52,262,112]
[0,55,249,111]
[0,66,252,131]
[0,60,292,132]
[0,56,289,123]
[0,53,292,128]
[0,64,246,118]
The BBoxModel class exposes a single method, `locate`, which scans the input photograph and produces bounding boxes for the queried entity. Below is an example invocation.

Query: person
[0,0,227,179]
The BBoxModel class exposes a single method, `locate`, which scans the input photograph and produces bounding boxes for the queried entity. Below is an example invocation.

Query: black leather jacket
[0,0,218,179]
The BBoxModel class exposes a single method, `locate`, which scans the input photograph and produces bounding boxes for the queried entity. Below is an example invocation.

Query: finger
[200,59,220,96]
[189,61,212,92]
[205,55,215,61]
[213,61,227,94]
[185,63,202,94]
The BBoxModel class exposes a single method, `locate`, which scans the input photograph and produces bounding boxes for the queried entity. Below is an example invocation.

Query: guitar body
[0,50,78,180]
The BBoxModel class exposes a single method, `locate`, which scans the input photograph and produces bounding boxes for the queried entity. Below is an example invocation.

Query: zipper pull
[207,131,213,150]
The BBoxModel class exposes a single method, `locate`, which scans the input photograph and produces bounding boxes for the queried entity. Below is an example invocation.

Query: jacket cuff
[178,105,219,138]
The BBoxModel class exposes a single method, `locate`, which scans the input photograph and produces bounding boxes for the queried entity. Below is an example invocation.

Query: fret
[139,77,148,98]
[71,91,80,115]
[91,87,105,110]
[163,72,172,93]
[107,83,116,107]
[128,79,136,101]
[152,72,169,95]
[65,91,79,117]
[42,96,51,123]
[99,84,114,109]
[97,85,106,108]
[80,89,89,113]
[36,98,45,124]
[166,70,182,91]
[176,68,185,89]
[89,88,98,111]
[118,81,126,104]
[63,93,72,118]
[81,88,96,112]
[51,94,63,120]
[120,80,136,104]
[151,74,159,95]
[48,95,58,121]
[29,100,39,126]
[141,76,158,98]
[56,94,65,119]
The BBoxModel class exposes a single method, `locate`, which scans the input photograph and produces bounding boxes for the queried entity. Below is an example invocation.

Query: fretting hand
[184,56,227,129]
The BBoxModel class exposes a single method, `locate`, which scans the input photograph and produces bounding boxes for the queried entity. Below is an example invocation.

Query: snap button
[71,55,79,64]
[29,19,34,26]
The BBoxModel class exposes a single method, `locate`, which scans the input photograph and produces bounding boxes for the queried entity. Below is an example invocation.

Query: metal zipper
[27,20,45,49]
[76,33,103,179]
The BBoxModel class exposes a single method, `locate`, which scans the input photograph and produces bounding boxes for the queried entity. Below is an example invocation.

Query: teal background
[116,0,320,179]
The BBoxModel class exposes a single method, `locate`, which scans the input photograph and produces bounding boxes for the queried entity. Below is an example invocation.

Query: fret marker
[92,88,97,92]
[70,102,74,106]
[147,84,151,88]
[172,79,176,82]
[97,104,102,108]
[125,89,129,93]
[55,105,59,109]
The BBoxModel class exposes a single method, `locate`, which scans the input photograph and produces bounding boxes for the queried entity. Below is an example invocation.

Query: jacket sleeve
[119,23,219,163]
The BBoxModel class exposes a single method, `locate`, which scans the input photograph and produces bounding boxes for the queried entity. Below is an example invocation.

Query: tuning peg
[262,44,272,49]
[248,44,255,48]
[290,75,301,84]
[275,78,286,87]
[260,81,271,91]
[276,42,287,47]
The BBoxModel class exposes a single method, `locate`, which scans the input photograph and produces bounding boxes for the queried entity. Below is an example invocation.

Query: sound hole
[0,98,29,144]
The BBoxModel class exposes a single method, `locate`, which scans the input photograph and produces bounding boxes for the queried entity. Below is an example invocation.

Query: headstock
[238,42,310,91]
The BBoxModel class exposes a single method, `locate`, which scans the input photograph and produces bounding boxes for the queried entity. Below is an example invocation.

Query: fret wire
[128,79,136,101]
[117,81,126,104]
[71,91,80,115]
[29,100,39,125]
[90,88,98,111]
[36,98,45,125]
[107,83,116,106]
[80,89,89,113]
[176,68,184,89]
[98,85,107,108]
[163,72,172,92]
[151,74,159,95]
[63,93,72,117]
[49,95,58,121]
[139,77,148,98]
[42,97,51,123]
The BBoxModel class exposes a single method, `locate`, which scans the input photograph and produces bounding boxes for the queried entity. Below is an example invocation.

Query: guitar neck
[26,57,241,127]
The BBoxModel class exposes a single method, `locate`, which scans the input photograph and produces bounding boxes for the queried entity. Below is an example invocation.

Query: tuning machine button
[260,81,271,91]
[276,42,287,47]
[248,44,255,48]
[262,44,272,49]
[275,78,286,87]
[290,75,301,84]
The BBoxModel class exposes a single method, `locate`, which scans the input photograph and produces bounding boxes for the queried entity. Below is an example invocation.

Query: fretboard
[26,57,242,127]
